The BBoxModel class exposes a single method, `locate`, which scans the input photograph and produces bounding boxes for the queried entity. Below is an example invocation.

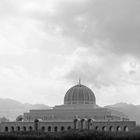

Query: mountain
[0,98,51,121]
[105,102,140,125]
[0,98,139,125]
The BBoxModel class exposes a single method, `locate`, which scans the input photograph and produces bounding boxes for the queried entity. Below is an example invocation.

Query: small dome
[64,84,96,105]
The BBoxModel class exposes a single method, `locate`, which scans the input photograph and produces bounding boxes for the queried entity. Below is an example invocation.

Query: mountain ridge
[0,98,139,124]
[0,98,51,121]
[105,102,140,125]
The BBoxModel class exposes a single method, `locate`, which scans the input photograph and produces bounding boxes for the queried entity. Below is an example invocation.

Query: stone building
[0,82,136,132]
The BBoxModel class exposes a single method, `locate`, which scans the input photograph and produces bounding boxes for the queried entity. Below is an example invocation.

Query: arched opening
[109,126,114,132]
[5,127,8,132]
[41,126,45,132]
[74,119,76,129]
[102,126,107,131]
[54,126,58,132]
[29,126,33,131]
[124,126,129,132]
[67,126,71,130]
[88,119,93,129]
[48,126,51,132]
[23,126,26,132]
[34,119,39,131]
[74,119,78,129]
[117,126,121,132]
[95,126,99,131]
[11,126,14,132]
[81,119,85,129]
[74,119,80,129]
[17,126,20,132]
[61,126,65,131]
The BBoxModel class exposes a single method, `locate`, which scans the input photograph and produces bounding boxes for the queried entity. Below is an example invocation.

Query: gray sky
[0,0,140,106]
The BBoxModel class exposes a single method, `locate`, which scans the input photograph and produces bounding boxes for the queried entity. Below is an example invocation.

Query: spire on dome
[78,78,81,86]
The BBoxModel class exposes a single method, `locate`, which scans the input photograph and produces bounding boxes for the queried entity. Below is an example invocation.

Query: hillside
[105,103,140,125]
[0,99,139,125]
[0,98,51,121]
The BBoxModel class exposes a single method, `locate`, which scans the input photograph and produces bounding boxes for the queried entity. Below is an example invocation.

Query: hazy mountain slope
[0,98,139,124]
[105,103,140,125]
[0,98,51,121]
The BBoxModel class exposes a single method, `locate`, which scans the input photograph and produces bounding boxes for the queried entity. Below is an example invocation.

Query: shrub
[0,129,140,140]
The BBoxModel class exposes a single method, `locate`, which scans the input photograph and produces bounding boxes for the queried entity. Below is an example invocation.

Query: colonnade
[74,118,129,132]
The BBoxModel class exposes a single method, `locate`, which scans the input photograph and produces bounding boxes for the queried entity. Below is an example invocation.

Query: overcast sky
[0,0,140,106]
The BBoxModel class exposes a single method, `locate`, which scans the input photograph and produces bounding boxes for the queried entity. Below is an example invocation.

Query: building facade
[0,83,136,132]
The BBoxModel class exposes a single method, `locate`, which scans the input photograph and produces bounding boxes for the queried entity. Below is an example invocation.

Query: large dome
[64,84,96,105]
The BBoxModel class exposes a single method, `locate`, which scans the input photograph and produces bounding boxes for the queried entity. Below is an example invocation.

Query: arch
[81,118,88,129]
[124,126,129,132]
[16,126,20,132]
[5,126,8,132]
[54,126,58,132]
[48,126,51,132]
[41,126,45,132]
[102,126,107,131]
[34,119,39,131]
[23,126,26,132]
[95,126,99,131]
[61,126,65,131]
[11,126,14,132]
[74,118,80,129]
[74,119,77,129]
[29,126,33,131]
[67,126,71,130]
[117,126,121,132]
[109,126,114,132]
[81,119,85,129]
[87,119,94,129]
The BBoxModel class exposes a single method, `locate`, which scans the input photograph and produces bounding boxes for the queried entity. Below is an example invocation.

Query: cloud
[60,46,140,85]
[54,47,140,105]
[0,0,140,106]
[0,0,82,105]
[47,0,140,105]
[50,0,140,55]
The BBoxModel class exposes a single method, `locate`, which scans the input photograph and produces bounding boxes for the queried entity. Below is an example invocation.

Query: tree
[16,115,23,121]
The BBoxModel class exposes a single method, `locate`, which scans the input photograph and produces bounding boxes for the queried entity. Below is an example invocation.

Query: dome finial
[79,77,81,85]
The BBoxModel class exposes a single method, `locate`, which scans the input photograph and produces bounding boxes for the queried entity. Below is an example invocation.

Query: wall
[0,120,136,133]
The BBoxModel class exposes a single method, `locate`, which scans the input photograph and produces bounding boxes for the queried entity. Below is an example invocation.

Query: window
[61,126,65,131]
[54,126,58,132]
[48,126,51,132]
[67,126,71,130]
[95,126,99,131]
[5,127,8,132]
[102,126,107,131]
[41,126,45,132]
[11,126,14,132]
[117,126,121,132]
[17,126,20,131]
[109,126,114,132]
[124,126,129,132]
[23,126,26,131]
[29,126,33,131]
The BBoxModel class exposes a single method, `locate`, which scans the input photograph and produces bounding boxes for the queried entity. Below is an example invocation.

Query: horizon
[0,0,140,106]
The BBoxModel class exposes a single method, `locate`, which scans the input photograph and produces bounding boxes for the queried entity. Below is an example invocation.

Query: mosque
[0,81,136,132]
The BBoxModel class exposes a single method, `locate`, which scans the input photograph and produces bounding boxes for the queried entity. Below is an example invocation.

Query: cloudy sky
[0,0,140,106]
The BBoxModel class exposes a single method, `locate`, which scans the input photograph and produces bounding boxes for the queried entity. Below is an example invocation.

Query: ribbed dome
[64,84,96,105]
